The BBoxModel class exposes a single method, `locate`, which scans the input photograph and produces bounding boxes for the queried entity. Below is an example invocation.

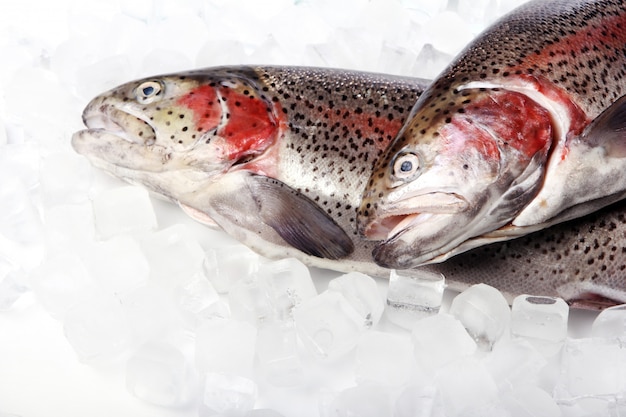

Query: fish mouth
[71,103,176,174]
[362,192,469,241]
[81,104,157,146]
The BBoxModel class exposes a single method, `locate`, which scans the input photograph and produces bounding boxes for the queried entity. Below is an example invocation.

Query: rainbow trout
[73,65,626,308]
[359,0,626,269]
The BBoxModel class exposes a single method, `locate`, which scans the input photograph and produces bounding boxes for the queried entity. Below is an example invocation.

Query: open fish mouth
[81,104,157,146]
[71,104,176,174]
[362,192,469,241]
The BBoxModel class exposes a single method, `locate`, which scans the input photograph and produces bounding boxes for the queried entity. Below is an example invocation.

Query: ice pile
[0,0,618,416]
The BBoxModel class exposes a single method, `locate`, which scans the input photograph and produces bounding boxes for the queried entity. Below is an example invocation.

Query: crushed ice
[0,0,619,416]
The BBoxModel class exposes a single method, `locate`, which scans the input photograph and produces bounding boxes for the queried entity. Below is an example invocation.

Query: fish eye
[392,151,421,181]
[135,80,163,104]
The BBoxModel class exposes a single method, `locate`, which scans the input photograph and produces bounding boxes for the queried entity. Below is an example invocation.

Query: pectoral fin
[514,94,626,227]
[245,175,354,260]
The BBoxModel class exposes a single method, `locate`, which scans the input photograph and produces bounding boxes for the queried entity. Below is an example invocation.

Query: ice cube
[29,251,96,319]
[394,385,445,417]
[195,318,257,377]
[245,410,285,417]
[203,245,260,293]
[555,338,626,398]
[121,285,180,345]
[435,358,499,416]
[386,269,446,329]
[258,258,317,320]
[420,11,473,56]
[411,43,454,80]
[75,54,133,101]
[449,283,511,350]
[501,385,560,417]
[355,330,416,387]
[511,295,569,355]
[174,275,220,328]
[140,48,193,75]
[255,320,302,387]
[484,338,548,389]
[411,313,477,371]
[591,304,626,341]
[321,385,393,417]
[39,152,93,205]
[0,174,45,270]
[63,294,132,363]
[84,236,149,296]
[201,372,258,417]
[139,224,206,289]
[228,275,274,324]
[0,261,27,311]
[92,185,158,239]
[43,202,95,248]
[294,290,364,359]
[328,272,383,329]
[126,342,197,407]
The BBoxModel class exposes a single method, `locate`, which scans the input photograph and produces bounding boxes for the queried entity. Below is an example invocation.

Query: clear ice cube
[328,272,383,329]
[139,224,206,289]
[84,236,149,296]
[245,410,286,417]
[39,152,93,205]
[591,304,626,341]
[121,285,180,345]
[394,385,445,417]
[228,275,274,324]
[255,320,302,387]
[203,245,260,293]
[322,385,393,417]
[511,294,569,355]
[29,251,95,319]
[435,357,498,416]
[174,274,220,328]
[201,372,258,417]
[75,54,133,101]
[258,258,317,320]
[411,313,477,371]
[126,342,197,407]
[195,318,257,377]
[449,283,511,350]
[92,185,157,239]
[0,174,44,270]
[294,290,364,359]
[0,260,27,311]
[501,385,560,417]
[355,330,415,386]
[484,338,548,389]
[43,202,95,248]
[386,269,445,330]
[555,338,626,398]
[63,294,132,363]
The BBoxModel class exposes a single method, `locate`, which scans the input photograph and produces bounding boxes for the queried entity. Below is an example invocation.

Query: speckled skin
[360,0,626,269]
[431,199,626,308]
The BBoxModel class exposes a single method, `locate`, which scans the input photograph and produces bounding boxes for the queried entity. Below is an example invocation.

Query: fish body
[359,0,626,269]
[72,66,425,275]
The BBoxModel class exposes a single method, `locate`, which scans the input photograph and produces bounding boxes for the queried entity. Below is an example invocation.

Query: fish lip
[362,192,469,241]
[82,103,157,146]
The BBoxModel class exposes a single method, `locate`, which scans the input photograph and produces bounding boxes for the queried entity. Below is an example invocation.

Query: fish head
[72,67,283,200]
[358,86,553,268]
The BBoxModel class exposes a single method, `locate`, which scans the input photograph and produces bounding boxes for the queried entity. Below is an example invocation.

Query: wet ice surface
[0,0,615,416]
